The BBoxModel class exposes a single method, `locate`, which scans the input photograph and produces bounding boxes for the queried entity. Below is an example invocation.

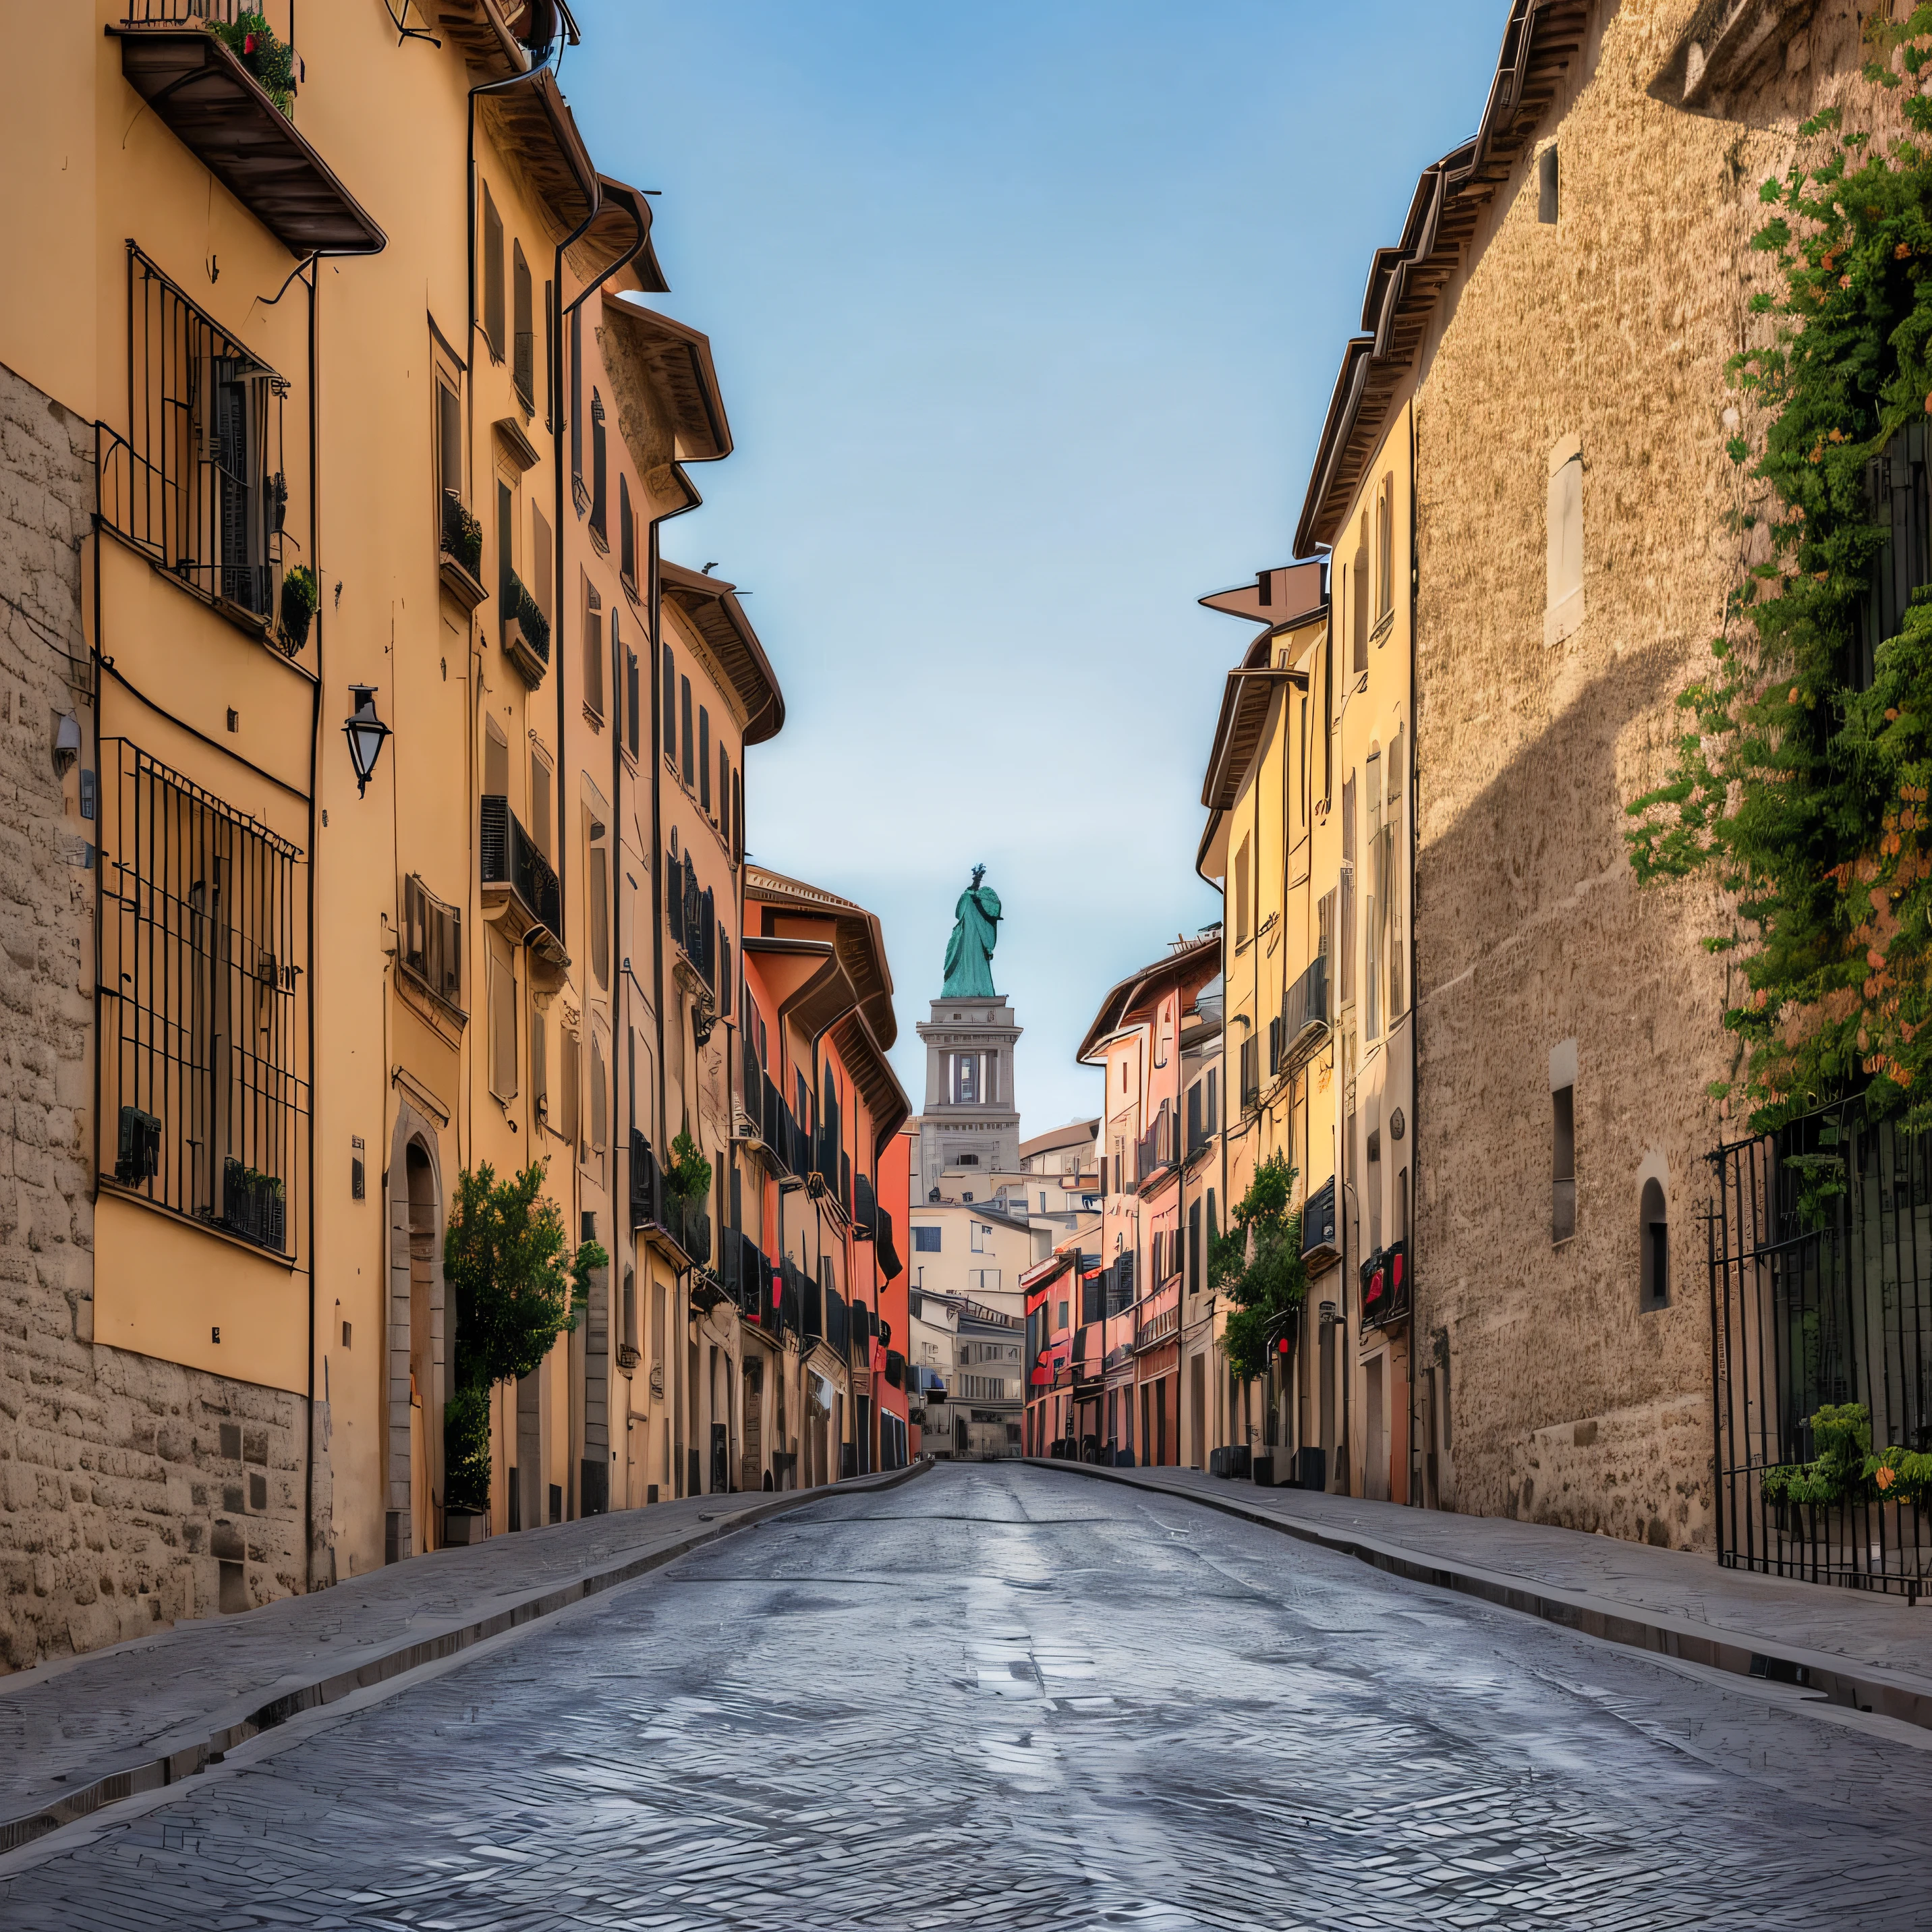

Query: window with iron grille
[98,244,290,636]
[98,741,305,1255]
[402,874,463,1012]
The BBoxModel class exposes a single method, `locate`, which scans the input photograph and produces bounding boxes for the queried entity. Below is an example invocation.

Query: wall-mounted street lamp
[342,685,391,797]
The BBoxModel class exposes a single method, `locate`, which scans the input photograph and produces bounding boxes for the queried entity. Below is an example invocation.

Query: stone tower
[913,994,1021,1195]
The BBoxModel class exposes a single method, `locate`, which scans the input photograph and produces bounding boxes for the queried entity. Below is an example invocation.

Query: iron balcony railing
[666,848,714,990]
[825,1286,850,1358]
[627,1128,710,1266]
[1280,954,1330,1071]
[1710,1102,1932,1596]
[780,1256,806,1336]
[853,1172,876,1241]
[1106,1251,1137,1317]
[799,1263,824,1344]
[1135,1105,1174,1185]
[480,795,561,946]
[629,1129,661,1232]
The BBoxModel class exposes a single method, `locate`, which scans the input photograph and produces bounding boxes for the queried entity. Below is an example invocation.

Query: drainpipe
[1407,399,1421,1508]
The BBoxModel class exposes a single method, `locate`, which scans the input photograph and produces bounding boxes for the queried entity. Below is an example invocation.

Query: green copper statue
[942,865,1002,998]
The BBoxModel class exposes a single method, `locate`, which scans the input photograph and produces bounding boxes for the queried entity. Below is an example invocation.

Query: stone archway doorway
[385,1103,445,1563]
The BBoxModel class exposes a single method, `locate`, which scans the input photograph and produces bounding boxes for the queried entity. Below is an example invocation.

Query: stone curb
[1023,1458,1932,1734]
[0,1460,930,1856]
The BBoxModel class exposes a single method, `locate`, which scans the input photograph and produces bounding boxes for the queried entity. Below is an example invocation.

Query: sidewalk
[0,1462,927,1856]
[1024,1458,1932,1732]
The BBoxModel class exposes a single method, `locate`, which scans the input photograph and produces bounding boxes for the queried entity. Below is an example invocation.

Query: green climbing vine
[1624,13,1932,1137]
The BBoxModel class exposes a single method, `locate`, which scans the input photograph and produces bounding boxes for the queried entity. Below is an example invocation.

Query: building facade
[0,0,903,1670]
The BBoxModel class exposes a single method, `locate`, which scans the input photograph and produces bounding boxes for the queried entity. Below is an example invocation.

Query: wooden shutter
[482,185,504,360]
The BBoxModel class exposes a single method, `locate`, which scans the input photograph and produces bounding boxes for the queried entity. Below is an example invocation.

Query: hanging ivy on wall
[1625,17,1932,1136]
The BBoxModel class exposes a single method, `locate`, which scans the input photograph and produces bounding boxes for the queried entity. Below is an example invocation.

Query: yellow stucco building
[0,1,900,1668]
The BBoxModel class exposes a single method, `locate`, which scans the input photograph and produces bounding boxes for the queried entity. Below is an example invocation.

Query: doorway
[1365,1355,1388,1502]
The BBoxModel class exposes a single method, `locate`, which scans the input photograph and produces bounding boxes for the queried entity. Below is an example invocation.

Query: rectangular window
[482,185,505,361]
[662,646,677,757]
[483,717,509,799]
[626,649,640,759]
[590,816,610,992]
[1553,1083,1576,1244]
[584,581,604,719]
[531,504,552,629]
[1546,435,1585,646]
[619,473,635,585]
[1386,731,1405,1019]
[1234,834,1251,946]
[699,706,712,809]
[530,750,552,859]
[681,677,694,785]
[437,380,463,511]
[1365,749,1383,1040]
[1538,142,1560,225]
[98,742,301,1248]
[590,1033,608,1160]
[731,770,743,863]
[488,946,517,1101]
[532,1006,548,1122]
[913,1226,941,1253]
[590,391,608,543]
[1351,513,1368,675]
[1340,772,1357,1007]
[569,306,584,500]
[561,1029,581,1157]
[718,747,729,832]
[1375,472,1394,621]
[512,241,533,409]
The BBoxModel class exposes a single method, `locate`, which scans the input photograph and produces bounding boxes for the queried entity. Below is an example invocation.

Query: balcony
[439,493,488,614]
[480,795,563,954]
[666,849,715,992]
[780,1256,806,1336]
[113,8,385,258]
[875,1204,902,1283]
[1359,1241,1409,1332]
[718,1228,769,1322]
[1280,955,1329,1071]
[1135,1104,1174,1188]
[853,1172,876,1241]
[501,569,551,689]
[1301,1176,1340,1268]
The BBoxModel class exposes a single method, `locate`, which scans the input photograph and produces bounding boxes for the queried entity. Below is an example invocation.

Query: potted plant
[206,12,297,119]
[443,1160,605,1539]
[279,563,317,652]
[223,1158,286,1252]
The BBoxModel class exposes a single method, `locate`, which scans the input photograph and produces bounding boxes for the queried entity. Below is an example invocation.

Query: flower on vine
[1877,1463,1896,1491]
[1898,242,1914,258]
[244,31,257,53]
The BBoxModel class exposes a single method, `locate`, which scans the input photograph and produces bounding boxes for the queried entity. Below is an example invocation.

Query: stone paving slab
[0,1462,928,1854]
[1023,1458,1932,1730]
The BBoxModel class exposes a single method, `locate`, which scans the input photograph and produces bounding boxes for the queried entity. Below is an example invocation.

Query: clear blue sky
[567,0,1507,1137]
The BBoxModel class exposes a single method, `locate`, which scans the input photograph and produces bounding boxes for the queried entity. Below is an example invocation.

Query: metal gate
[1709,1102,1932,1595]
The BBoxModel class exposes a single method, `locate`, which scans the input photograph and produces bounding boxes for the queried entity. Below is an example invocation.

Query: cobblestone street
[6,1462,1932,1929]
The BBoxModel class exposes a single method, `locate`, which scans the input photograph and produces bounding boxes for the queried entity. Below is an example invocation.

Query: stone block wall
[1411,1,1897,1549]
[0,355,312,1669]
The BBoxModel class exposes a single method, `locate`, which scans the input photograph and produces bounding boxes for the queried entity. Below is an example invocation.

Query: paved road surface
[3,1462,1929,1929]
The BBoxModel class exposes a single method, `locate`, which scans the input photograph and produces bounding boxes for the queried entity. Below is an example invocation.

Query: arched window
[1640,1177,1668,1309]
